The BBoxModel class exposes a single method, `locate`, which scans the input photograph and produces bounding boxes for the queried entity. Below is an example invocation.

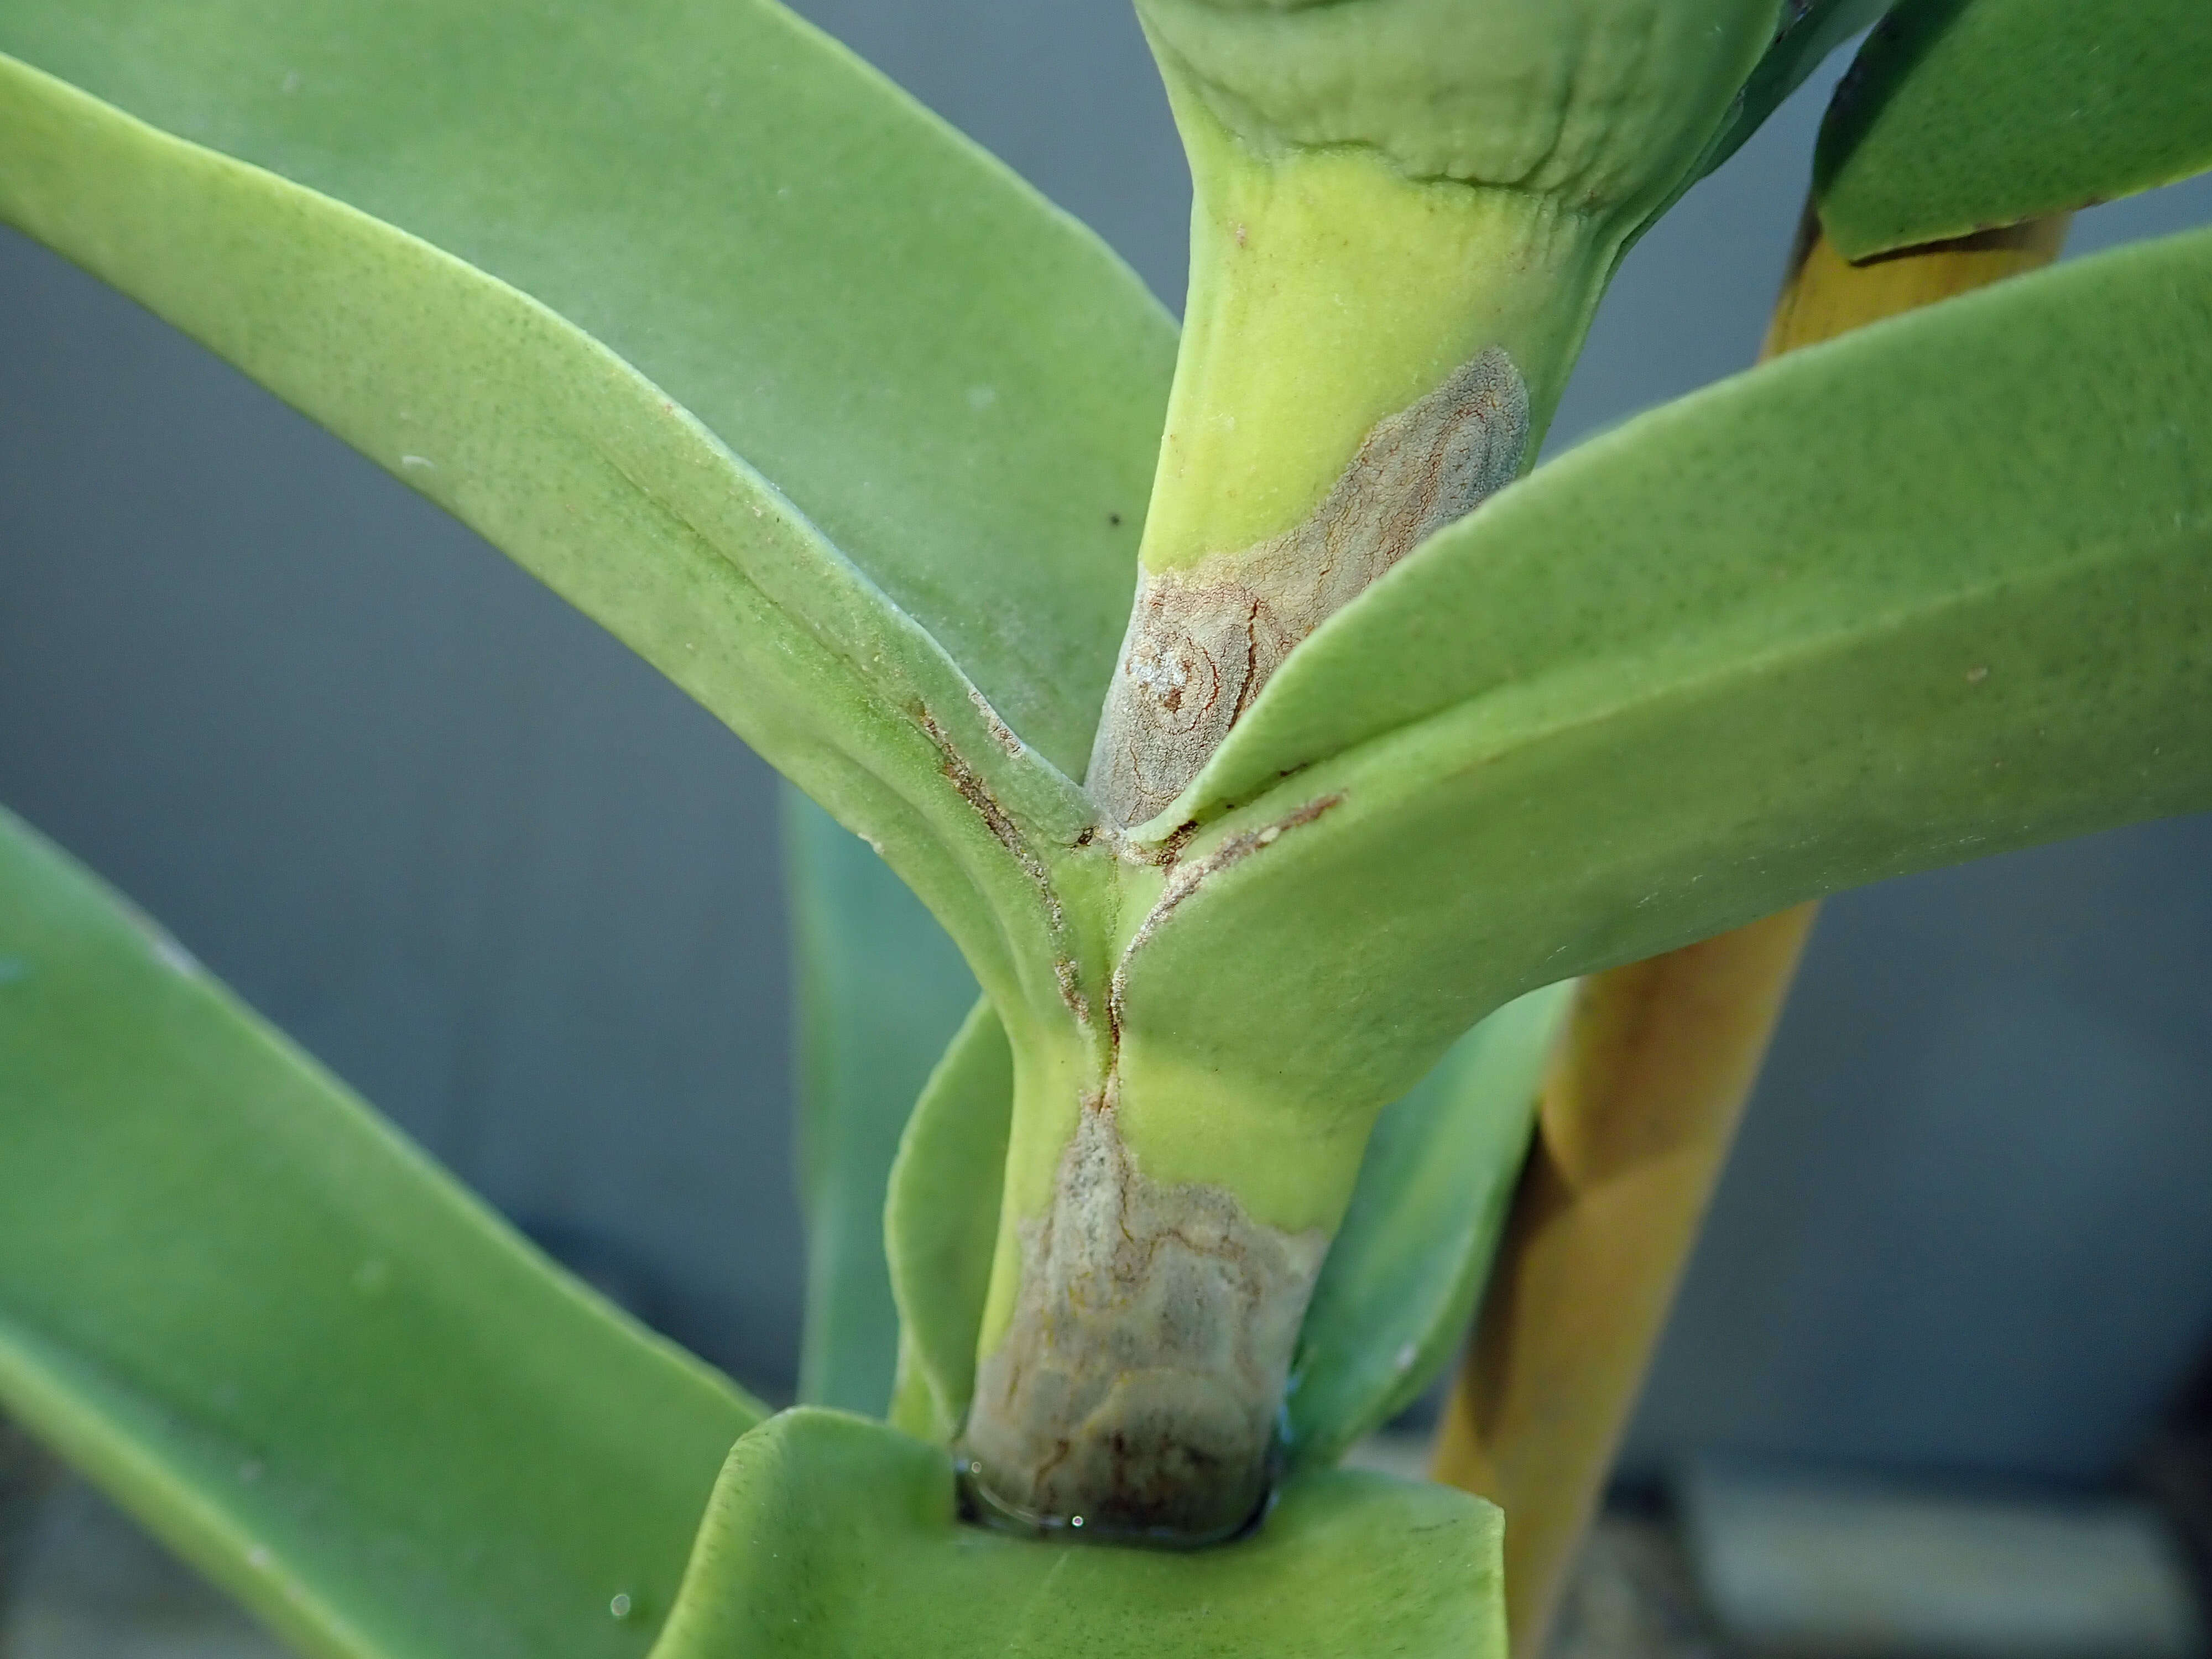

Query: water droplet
[238,1459,265,1485]
[1069,1515,1084,1529]
[1394,1342,1418,1372]
[0,957,28,985]
[247,1545,272,1570]
[609,1593,633,1619]
[1966,664,1990,685]
[966,385,999,413]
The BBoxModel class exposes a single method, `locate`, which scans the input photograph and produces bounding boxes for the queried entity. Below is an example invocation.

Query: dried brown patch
[961,1105,1327,1541]
[1088,347,1529,827]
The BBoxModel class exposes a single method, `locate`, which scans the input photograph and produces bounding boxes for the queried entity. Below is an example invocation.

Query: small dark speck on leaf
[1108,512,1123,527]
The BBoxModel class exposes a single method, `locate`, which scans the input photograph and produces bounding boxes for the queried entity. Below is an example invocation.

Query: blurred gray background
[3,2,2209,1486]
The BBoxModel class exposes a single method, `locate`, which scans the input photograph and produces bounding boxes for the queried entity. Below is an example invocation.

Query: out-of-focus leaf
[0,806,764,1659]
[649,1408,1504,1659]
[1119,227,2212,1155]
[1817,0,2212,258]
[883,1000,1014,1445]
[786,788,978,1418]
[1285,982,1574,1468]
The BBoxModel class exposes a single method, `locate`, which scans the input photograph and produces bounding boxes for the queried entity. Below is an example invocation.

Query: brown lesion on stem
[959,790,1344,1540]
[1087,347,1530,829]
[961,1101,1329,1543]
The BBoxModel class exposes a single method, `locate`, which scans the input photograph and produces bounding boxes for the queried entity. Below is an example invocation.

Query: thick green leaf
[1121,227,2212,1141]
[785,788,978,1418]
[1284,983,1573,1469]
[883,999,1014,1446]
[0,1,1168,1030]
[1817,0,2212,259]
[0,0,1171,780]
[650,1408,1504,1659]
[1691,0,1896,186]
[0,806,765,1659]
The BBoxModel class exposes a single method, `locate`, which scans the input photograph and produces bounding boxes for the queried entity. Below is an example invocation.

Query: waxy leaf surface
[1817,0,2212,258]
[0,807,764,1659]
[1126,228,2212,1136]
[651,1408,1505,1659]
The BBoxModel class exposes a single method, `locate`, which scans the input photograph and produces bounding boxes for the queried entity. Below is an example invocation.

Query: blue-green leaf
[786,789,978,1418]
[0,805,763,1659]
[1285,983,1574,1468]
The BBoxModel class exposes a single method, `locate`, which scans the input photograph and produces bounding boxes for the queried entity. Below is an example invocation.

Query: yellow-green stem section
[1140,86,1615,576]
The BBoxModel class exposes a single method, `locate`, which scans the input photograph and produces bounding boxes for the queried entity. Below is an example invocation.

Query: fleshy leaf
[1120,226,2212,1146]
[0,0,1172,780]
[1688,0,1896,188]
[883,999,1014,1445]
[1816,0,2212,259]
[786,789,980,1418]
[0,2,1162,1025]
[650,1408,1504,1659]
[0,805,764,1659]
[1285,982,1575,1469]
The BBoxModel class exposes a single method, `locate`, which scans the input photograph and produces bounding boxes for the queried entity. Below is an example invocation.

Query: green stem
[1086,86,1619,829]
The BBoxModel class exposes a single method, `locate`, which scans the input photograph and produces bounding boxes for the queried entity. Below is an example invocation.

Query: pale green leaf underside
[0,806,764,1659]
[0,0,1171,780]
[651,1409,1504,1659]
[0,50,1085,1019]
[1131,228,2212,1125]
[1285,982,1573,1469]
[786,789,979,1418]
[1817,0,2212,259]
